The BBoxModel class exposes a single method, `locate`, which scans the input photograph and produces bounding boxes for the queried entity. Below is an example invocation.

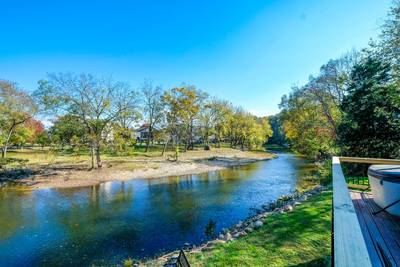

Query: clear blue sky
[0,0,391,116]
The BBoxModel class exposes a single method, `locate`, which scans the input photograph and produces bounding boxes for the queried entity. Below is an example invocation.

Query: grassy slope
[187,190,332,267]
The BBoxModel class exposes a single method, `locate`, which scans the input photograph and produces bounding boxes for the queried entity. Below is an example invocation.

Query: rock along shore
[144,184,327,267]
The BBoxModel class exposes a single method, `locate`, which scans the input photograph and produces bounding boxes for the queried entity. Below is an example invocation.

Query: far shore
[1,148,276,189]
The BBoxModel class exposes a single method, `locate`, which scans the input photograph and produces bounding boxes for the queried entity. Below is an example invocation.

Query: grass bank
[186,189,332,267]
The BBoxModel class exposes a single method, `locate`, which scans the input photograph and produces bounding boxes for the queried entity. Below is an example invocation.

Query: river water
[0,152,313,266]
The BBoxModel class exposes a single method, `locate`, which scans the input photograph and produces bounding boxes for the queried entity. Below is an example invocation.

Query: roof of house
[136,124,150,131]
[136,124,160,132]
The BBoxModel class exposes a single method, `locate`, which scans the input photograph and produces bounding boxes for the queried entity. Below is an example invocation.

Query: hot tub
[368,165,400,216]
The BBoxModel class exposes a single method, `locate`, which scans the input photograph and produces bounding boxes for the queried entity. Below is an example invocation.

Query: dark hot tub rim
[368,164,400,182]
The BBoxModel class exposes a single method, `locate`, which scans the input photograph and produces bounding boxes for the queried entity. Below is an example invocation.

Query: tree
[0,80,36,165]
[279,87,338,158]
[49,115,87,149]
[301,53,359,139]
[106,123,135,154]
[277,52,359,157]
[141,80,164,152]
[267,114,286,146]
[224,107,271,151]
[209,99,233,148]
[9,126,34,148]
[162,86,206,150]
[199,100,217,149]
[24,118,45,144]
[198,98,234,149]
[36,131,51,149]
[257,117,273,147]
[162,89,182,151]
[338,56,400,158]
[35,73,139,169]
[379,0,400,75]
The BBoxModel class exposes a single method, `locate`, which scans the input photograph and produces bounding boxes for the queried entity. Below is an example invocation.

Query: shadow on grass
[288,257,331,267]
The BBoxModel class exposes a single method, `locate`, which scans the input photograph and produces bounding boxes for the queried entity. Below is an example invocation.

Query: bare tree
[141,80,164,152]
[303,52,360,137]
[34,73,139,169]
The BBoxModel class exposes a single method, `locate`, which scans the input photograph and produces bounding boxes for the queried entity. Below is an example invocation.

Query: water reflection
[0,153,313,267]
[0,189,36,240]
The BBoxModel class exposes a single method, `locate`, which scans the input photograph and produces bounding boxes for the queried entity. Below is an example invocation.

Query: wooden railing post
[332,156,372,267]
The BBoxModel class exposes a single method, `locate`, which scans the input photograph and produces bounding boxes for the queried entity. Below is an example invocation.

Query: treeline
[0,75,272,168]
[278,1,400,160]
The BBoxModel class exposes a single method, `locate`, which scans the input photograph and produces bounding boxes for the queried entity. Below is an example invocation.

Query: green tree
[267,114,286,146]
[278,52,358,157]
[162,86,206,150]
[338,56,400,158]
[280,88,337,158]
[225,108,271,150]
[9,126,34,148]
[379,0,400,75]
[0,80,36,165]
[36,131,51,149]
[210,99,233,148]
[49,115,87,150]
[108,123,135,154]
[199,98,233,149]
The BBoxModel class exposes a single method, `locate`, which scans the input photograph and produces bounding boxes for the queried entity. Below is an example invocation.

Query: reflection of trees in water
[144,164,260,235]
[293,156,318,190]
[0,189,35,239]
[55,183,135,238]
[37,182,139,266]
[146,175,199,233]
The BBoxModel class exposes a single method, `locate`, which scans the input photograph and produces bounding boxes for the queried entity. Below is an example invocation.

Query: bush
[123,258,134,267]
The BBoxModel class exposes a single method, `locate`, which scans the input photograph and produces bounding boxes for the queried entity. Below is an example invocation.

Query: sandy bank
[2,148,275,189]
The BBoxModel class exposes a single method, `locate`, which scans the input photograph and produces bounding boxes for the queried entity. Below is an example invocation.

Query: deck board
[351,191,400,267]
[352,192,386,267]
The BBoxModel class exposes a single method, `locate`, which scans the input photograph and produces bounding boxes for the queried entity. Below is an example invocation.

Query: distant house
[101,125,114,142]
[135,124,158,143]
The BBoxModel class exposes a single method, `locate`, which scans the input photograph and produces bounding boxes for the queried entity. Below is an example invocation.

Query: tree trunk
[161,138,169,156]
[189,120,194,150]
[95,142,102,168]
[90,144,95,170]
[1,123,16,162]
[145,125,152,152]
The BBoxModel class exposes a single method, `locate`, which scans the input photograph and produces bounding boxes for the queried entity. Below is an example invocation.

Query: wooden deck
[332,157,400,267]
[351,191,400,267]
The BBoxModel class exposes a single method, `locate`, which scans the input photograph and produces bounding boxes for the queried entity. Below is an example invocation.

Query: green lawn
[187,190,332,267]
[345,176,370,191]
[346,176,369,186]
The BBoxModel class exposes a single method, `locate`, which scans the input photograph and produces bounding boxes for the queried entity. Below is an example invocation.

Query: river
[0,152,313,266]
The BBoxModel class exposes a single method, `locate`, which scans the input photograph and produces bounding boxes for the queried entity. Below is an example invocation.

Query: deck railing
[332,156,400,267]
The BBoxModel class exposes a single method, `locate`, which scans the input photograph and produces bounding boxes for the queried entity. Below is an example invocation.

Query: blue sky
[0,0,391,115]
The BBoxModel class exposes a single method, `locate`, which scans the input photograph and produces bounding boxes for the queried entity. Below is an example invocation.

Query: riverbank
[0,148,275,189]
[144,185,331,267]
